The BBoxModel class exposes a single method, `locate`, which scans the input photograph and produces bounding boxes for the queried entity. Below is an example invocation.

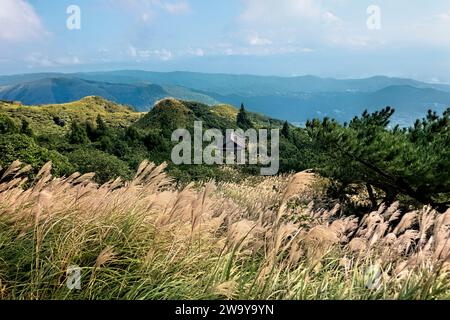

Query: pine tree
[96,114,109,136]
[20,119,34,137]
[236,103,253,131]
[306,107,450,212]
[281,121,290,138]
[68,121,90,144]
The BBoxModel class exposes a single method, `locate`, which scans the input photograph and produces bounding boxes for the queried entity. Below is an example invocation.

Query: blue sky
[1,0,450,82]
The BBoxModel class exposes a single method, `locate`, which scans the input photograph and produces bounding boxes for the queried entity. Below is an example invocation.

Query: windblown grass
[0,161,448,300]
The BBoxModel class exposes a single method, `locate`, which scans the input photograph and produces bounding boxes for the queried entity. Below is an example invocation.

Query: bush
[0,133,73,176]
[67,148,133,183]
[0,114,19,134]
[68,121,90,144]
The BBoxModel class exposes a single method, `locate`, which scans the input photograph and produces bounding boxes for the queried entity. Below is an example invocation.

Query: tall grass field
[0,160,448,300]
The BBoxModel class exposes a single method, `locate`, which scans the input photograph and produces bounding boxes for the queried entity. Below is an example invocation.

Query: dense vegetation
[0,97,309,184]
[1,97,449,212]
[0,96,449,300]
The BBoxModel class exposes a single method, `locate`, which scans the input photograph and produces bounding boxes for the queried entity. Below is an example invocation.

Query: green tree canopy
[307,107,450,212]
[236,103,254,131]
[281,121,291,139]
[67,148,132,183]
[68,121,90,144]
[0,133,72,176]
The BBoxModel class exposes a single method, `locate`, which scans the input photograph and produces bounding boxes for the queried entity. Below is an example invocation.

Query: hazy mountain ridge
[207,85,450,126]
[2,70,448,93]
[1,71,449,125]
[0,77,218,111]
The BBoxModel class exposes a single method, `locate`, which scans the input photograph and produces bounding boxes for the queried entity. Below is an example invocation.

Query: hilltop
[0,96,302,183]
[0,96,141,135]
[0,96,284,136]
[135,98,284,132]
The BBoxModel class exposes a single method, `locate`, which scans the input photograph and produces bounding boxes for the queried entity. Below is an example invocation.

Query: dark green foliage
[85,120,97,141]
[0,133,72,176]
[68,121,90,144]
[125,126,141,142]
[96,114,109,136]
[143,131,170,153]
[20,118,34,136]
[0,114,18,134]
[236,103,254,131]
[67,148,132,183]
[307,107,450,211]
[279,127,316,173]
[53,116,66,127]
[281,121,290,138]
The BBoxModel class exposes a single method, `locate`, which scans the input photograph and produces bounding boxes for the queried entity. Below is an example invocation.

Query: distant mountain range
[0,77,218,111]
[1,70,449,126]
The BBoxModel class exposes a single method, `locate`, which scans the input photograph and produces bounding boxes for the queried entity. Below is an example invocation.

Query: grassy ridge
[0,96,141,135]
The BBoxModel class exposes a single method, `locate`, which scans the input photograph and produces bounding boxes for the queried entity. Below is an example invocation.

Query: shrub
[0,114,19,134]
[0,133,72,176]
[67,148,133,183]
[68,121,90,144]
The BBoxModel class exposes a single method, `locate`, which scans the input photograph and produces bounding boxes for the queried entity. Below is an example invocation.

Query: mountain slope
[134,98,284,132]
[66,71,450,94]
[2,71,449,95]
[0,96,142,135]
[0,77,218,111]
[1,71,449,126]
[209,85,450,126]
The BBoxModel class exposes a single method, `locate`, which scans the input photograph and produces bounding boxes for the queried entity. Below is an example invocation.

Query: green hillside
[135,98,284,132]
[0,95,448,212]
[0,96,307,184]
[0,96,284,136]
[0,96,141,135]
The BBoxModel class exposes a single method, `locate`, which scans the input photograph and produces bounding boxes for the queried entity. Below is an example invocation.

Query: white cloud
[111,0,190,22]
[209,41,314,57]
[0,0,48,42]
[162,1,190,15]
[383,10,450,48]
[187,48,205,56]
[435,12,450,20]
[128,45,173,61]
[249,34,272,46]
[25,53,82,68]
[25,53,55,67]
[322,11,341,24]
[240,0,337,24]
[195,48,204,56]
[233,0,350,53]
[153,49,173,61]
[55,56,82,65]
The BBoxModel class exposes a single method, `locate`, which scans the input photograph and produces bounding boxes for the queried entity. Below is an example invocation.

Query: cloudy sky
[1,0,450,82]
